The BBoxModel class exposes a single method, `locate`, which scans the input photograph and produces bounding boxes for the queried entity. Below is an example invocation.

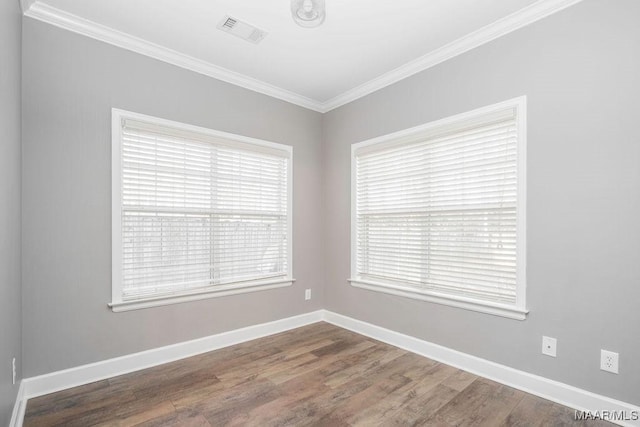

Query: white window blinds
[112,111,292,306]
[351,98,526,318]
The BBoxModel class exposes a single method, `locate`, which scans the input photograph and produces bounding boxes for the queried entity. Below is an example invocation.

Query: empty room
[1,0,639,425]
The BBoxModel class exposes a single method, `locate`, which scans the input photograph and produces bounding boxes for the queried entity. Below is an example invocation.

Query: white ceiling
[22,0,581,112]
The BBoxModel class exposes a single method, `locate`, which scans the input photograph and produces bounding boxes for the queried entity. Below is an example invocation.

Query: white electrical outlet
[542,336,557,357]
[12,358,16,385]
[600,350,619,374]
[305,289,311,300]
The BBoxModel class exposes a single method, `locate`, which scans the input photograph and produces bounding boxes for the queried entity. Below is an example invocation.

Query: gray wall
[22,19,324,377]
[0,0,22,424]
[323,0,640,405]
[19,0,640,407]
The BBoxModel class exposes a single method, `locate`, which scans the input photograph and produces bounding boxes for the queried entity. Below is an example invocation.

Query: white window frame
[349,97,527,320]
[110,109,294,312]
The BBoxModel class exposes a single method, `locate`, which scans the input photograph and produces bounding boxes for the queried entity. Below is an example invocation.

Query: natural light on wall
[110,110,294,312]
[349,97,527,320]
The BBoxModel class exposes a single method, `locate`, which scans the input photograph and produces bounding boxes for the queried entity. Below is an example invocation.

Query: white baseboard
[9,381,25,427]
[323,310,640,427]
[13,309,639,427]
[22,310,323,400]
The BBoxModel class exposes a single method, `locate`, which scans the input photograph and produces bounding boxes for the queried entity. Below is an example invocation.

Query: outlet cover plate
[542,336,557,357]
[305,289,311,300]
[600,349,619,374]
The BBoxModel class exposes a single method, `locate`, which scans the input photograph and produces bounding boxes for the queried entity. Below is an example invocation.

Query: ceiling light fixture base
[291,0,326,28]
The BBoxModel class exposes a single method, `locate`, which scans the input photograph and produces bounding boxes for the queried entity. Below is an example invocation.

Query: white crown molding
[20,0,35,14]
[12,310,640,426]
[320,0,586,112]
[21,1,324,113]
[22,0,584,114]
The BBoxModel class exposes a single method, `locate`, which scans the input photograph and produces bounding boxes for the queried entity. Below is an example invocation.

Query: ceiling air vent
[217,16,267,44]
[222,17,237,30]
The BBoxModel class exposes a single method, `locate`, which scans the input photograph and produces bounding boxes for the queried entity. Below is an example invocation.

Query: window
[111,110,293,311]
[350,98,527,319]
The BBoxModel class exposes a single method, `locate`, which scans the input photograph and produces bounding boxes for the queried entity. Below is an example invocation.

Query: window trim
[349,97,527,320]
[110,109,294,312]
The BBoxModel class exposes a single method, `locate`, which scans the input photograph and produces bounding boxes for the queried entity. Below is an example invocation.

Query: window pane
[116,114,291,302]
[354,101,523,308]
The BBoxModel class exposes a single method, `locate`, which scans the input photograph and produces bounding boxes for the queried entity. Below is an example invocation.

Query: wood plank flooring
[24,323,612,426]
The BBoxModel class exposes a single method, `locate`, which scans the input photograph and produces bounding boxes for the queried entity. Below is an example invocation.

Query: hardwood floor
[24,323,612,426]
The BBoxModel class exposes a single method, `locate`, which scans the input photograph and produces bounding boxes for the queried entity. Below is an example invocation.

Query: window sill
[348,279,528,321]
[109,278,295,312]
